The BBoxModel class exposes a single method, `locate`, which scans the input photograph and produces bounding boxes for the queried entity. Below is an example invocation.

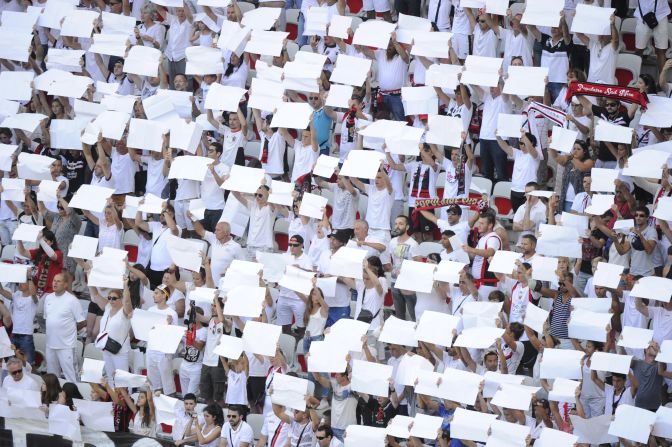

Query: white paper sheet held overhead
[350,360,393,397]
[394,259,436,294]
[307,340,348,373]
[539,348,584,379]
[351,19,396,49]
[460,55,503,88]
[521,0,564,27]
[378,315,418,347]
[608,405,656,444]
[590,351,633,374]
[242,320,281,356]
[339,150,385,180]
[571,3,615,35]
[503,66,548,97]
[592,261,624,289]
[630,275,672,302]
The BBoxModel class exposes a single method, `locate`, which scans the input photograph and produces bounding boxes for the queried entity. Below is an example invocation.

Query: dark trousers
[479,139,507,182]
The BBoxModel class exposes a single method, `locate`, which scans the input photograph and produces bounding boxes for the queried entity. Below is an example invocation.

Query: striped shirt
[550,293,572,339]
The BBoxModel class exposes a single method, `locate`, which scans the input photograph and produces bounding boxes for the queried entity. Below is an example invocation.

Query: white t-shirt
[364,184,393,231]
[148,305,179,326]
[375,51,408,91]
[219,126,245,168]
[587,38,617,85]
[144,156,167,198]
[500,339,524,374]
[221,421,254,447]
[480,92,512,140]
[203,232,246,282]
[148,221,182,271]
[259,132,285,176]
[389,236,419,281]
[44,291,84,349]
[511,149,540,193]
[442,159,472,200]
[246,200,275,249]
[2,374,39,391]
[317,250,351,307]
[512,200,547,237]
[200,163,229,210]
[111,149,135,194]
[100,304,132,353]
[10,291,37,335]
[471,232,502,280]
[202,320,224,367]
[291,140,318,183]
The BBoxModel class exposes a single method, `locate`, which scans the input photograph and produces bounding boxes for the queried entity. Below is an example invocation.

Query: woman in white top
[223,353,249,406]
[124,389,157,437]
[342,256,387,331]
[89,281,133,387]
[135,3,165,49]
[184,403,223,447]
[302,285,329,353]
[221,53,250,90]
[82,200,123,252]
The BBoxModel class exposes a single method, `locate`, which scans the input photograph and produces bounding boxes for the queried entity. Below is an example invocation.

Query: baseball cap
[328,229,350,244]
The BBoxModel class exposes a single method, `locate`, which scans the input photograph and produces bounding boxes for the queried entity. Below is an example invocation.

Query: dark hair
[635,206,650,217]
[164,266,180,281]
[478,212,495,227]
[224,54,244,78]
[395,215,411,227]
[612,372,626,380]
[209,142,223,155]
[442,230,456,238]
[183,393,197,402]
[129,263,147,309]
[228,404,247,418]
[525,181,539,190]
[34,229,59,267]
[509,322,525,340]
[366,256,384,278]
[488,290,505,302]
[427,253,441,263]
[589,340,605,352]
[137,390,153,428]
[483,351,498,362]
[567,68,587,82]
[521,234,537,245]
[574,140,591,161]
[0,127,11,137]
[510,56,524,65]
[523,132,537,148]
[165,203,176,215]
[316,424,334,438]
[204,403,225,426]
[41,373,62,405]
[639,73,658,94]
[61,382,83,411]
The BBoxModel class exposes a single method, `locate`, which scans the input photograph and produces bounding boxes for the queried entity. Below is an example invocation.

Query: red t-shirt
[29,249,64,294]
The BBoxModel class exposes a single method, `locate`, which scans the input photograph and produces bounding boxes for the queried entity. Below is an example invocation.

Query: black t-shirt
[591,105,632,162]
[60,151,88,198]
[581,227,607,274]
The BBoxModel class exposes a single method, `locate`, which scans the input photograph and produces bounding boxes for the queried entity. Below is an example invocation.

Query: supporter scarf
[565,81,649,110]
[411,197,489,226]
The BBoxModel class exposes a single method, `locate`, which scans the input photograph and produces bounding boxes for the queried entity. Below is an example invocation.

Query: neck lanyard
[295,422,309,447]
[612,388,624,415]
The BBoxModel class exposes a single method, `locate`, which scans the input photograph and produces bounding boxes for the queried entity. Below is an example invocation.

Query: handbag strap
[639,0,657,19]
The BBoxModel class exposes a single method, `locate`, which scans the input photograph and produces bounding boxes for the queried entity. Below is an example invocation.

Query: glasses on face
[9,369,21,376]
[289,243,301,247]
[606,103,619,107]
[309,96,319,100]
[227,415,238,419]
[255,193,264,198]
[108,296,120,301]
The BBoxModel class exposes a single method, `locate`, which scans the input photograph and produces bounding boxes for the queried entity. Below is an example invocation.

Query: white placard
[608,405,655,444]
[339,150,385,180]
[68,235,99,260]
[12,223,44,243]
[461,55,503,88]
[496,113,523,139]
[242,320,281,356]
[450,408,497,443]
[539,348,584,380]
[307,340,348,372]
[592,262,624,289]
[351,19,396,49]
[415,311,459,347]
[487,250,522,275]
[351,360,393,397]
[618,326,654,350]
[571,3,615,35]
[213,334,244,359]
[378,315,418,347]
[270,373,309,411]
[590,351,633,374]
[395,259,436,293]
[503,66,548,97]
[594,118,634,144]
[521,0,564,27]
[630,276,672,302]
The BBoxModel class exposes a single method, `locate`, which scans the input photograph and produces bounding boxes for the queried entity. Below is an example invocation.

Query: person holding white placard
[314,175,358,237]
[497,10,534,69]
[341,256,387,330]
[198,142,229,232]
[191,219,245,284]
[551,138,593,211]
[387,215,420,321]
[201,295,228,407]
[271,400,319,447]
[386,145,439,241]
[463,212,502,300]
[223,353,249,406]
[465,10,499,58]
[323,97,372,163]
[233,185,277,259]
[611,206,657,277]
[2,357,39,392]
[44,273,85,383]
[1,267,33,358]
[36,196,80,274]
[147,284,179,396]
[135,202,182,288]
[471,80,512,183]
[89,280,132,388]
[93,55,135,96]
[591,371,636,417]
[312,370,357,441]
[629,341,664,411]
[527,12,572,103]
[82,200,123,252]
[206,108,248,170]
[574,14,619,85]
[16,229,64,298]
[496,131,540,213]
[280,121,319,184]
[277,235,313,337]
[155,4,193,89]
[350,169,394,237]
[123,388,157,437]
[512,183,547,239]
[136,4,166,50]
[429,144,475,221]
[316,230,354,326]
[251,109,286,180]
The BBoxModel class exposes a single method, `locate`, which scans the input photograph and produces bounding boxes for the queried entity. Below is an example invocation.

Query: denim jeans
[303,334,324,353]
[383,94,405,121]
[332,428,345,442]
[547,82,564,104]
[297,13,308,47]
[326,306,350,327]
[12,333,35,365]
[479,139,507,182]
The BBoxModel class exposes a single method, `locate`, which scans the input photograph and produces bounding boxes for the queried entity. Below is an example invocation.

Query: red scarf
[565,81,649,110]
[411,197,488,227]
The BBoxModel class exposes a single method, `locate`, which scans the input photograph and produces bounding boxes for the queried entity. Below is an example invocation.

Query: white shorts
[276,297,306,327]
[362,0,390,13]
[636,18,669,50]
[452,33,470,60]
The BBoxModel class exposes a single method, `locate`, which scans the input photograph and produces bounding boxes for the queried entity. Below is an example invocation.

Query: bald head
[52,273,68,295]
[214,221,232,243]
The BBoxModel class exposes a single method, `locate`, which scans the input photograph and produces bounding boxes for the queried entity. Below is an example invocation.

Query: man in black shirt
[577,95,635,168]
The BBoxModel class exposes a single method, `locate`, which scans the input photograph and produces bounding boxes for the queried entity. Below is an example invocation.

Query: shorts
[276,297,306,327]
[452,33,469,60]
[409,207,436,234]
[636,18,669,50]
[88,300,104,316]
[362,0,390,12]
[247,376,266,406]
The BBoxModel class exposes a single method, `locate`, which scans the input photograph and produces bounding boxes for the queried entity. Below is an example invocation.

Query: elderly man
[277,235,313,337]
[190,218,245,284]
[44,274,85,382]
[135,203,182,288]
[2,357,39,391]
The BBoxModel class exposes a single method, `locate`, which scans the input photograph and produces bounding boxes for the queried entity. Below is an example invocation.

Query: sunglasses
[289,243,301,247]
[606,103,619,107]
[108,296,120,301]
[255,193,264,198]
[9,369,21,376]
[309,96,319,100]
